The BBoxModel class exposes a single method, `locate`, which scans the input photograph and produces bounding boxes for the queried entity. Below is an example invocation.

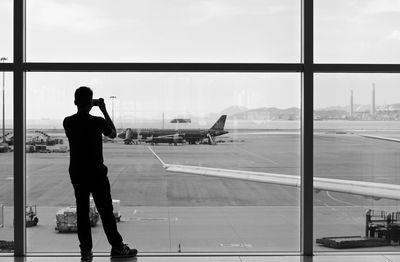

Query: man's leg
[72,182,93,252]
[92,176,123,249]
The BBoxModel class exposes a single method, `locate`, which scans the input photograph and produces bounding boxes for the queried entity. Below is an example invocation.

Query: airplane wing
[149,147,400,201]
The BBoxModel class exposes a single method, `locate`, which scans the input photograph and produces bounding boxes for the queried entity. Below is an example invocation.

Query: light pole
[110,96,116,124]
[1,57,7,144]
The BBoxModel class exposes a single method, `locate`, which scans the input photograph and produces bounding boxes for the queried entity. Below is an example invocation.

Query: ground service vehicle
[25,205,39,227]
[55,199,99,233]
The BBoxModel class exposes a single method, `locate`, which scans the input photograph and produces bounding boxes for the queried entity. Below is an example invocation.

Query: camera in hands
[92,98,103,107]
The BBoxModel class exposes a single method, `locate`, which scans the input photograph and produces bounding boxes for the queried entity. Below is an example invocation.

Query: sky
[1,0,400,122]
[25,73,301,121]
[25,0,300,62]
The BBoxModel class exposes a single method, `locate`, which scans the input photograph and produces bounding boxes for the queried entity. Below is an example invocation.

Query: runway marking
[326,191,356,206]
[132,209,146,214]
[235,146,279,165]
[219,243,252,248]
[318,192,364,225]
[131,217,178,222]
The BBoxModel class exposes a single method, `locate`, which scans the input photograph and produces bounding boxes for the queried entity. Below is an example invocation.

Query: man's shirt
[63,112,112,177]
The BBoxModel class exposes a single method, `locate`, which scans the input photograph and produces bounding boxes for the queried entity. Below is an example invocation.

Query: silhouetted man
[63,86,137,261]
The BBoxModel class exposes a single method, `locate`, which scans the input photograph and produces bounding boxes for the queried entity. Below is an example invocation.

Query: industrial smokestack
[350,90,354,117]
[371,83,376,115]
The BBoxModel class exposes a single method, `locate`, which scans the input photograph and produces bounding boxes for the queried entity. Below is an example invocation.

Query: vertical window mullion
[301,0,314,256]
[14,0,26,256]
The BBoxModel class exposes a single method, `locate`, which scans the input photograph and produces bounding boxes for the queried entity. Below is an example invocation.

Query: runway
[1,130,400,253]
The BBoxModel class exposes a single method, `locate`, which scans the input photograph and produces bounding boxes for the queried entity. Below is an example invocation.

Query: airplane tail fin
[210,115,227,131]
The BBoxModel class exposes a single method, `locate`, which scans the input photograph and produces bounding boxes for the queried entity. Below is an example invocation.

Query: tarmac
[1,130,400,253]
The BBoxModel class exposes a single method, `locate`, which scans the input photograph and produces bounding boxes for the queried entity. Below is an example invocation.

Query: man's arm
[98,98,116,138]
[63,117,70,137]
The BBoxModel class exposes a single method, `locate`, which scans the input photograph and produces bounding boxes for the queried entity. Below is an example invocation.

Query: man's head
[74,86,93,110]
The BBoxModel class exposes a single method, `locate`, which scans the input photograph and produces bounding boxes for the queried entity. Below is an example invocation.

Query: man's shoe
[81,250,93,261]
[111,244,138,258]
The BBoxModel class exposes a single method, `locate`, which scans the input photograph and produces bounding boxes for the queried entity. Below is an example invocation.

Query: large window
[26,73,300,252]
[0,0,13,254]
[0,73,13,254]
[314,74,400,251]
[6,0,400,257]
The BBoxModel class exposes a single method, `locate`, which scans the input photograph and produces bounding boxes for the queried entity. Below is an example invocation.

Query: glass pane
[27,0,300,62]
[27,73,300,252]
[0,72,13,253]
[0,0,13,62]
[314,74,400,252]
[315,0,400,63]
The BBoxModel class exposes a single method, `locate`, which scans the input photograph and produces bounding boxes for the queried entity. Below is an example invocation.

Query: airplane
[148,146,400,201]
[118,115,228,145]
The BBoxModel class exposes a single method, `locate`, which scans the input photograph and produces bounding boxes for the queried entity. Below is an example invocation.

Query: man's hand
[98,98,107,112]
[97,98,116,138]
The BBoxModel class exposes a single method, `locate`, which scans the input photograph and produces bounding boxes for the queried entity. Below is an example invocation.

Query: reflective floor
[1,255,400,262]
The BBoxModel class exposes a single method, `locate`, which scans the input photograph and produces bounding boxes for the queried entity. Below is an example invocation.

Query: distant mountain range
[218,103,400,121]
[226,106,300,121]
[317,103,400,112]
[220,105,249,116]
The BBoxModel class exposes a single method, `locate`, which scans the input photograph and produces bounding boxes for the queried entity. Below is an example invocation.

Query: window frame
[2,0,399,257]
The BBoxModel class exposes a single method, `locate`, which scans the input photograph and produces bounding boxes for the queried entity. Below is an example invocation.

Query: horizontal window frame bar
[314,64,400,73]
[23,63,303,72]
[25,252,302,257]
[0,63,14,71]
[2,63,400,73]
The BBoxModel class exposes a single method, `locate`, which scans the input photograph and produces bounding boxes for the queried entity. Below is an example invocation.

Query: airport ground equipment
[27,131,63,146]
[34,145,50,153]
[365,209,400,243]
[0,132,13,146]
[55,201,99,233]
[25,205,39,227]
[317,209,400,249]
[0,240,14,252]
[26,144,51,153]
[0,143,9,153]
[51,145,68,153]
[113,200,121,222]
[316,236,387,249]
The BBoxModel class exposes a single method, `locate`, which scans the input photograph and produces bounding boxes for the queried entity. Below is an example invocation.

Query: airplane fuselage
[120,128,228,144]
[118,115,228,145]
